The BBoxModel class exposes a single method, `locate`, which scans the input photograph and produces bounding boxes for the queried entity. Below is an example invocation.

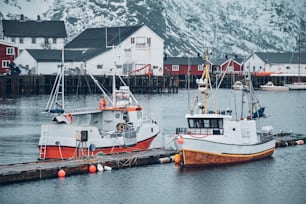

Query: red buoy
[177,137,184,144]
[89,165,97,173]
[58,169,66,178]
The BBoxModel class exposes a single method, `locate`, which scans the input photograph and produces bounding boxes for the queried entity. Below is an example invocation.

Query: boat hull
[284,83,306,90]
[180,147,275,167]
[178,137,275,166]
[260,86,289,91]
[39,135,156,159]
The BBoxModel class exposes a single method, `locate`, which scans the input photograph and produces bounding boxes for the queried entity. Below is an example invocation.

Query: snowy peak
[1,0,305,58]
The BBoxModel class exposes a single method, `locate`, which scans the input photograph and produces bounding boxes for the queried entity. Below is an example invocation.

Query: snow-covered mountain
[1,0,305,58]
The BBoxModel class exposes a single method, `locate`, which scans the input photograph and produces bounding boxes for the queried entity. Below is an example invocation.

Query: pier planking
[0,149,177,185]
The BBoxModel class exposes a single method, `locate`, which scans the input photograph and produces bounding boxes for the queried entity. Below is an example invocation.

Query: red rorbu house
[163,56,211,88]
[0,40,18,75]
[213,57,244,75]
[163,56,211,76]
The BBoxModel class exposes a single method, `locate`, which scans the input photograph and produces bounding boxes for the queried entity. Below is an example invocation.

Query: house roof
[26,49,83,62]
[25,49,108,62]
[65,25,143,49]
[2,20,67,38]
[211,57,244,66]
[164,57,206,65]
[0,39,17,47]
[255,52,306,64]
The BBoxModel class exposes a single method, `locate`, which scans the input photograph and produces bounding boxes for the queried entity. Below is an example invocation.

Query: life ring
[116,123,126,132]
[65,113,73,124]
[99,98,107,109]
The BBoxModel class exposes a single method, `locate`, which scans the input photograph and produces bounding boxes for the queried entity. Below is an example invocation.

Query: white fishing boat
[174,50,275,167]
[284,82,306,90]
[260,81,289,91]
[232,81,244,90]
[38,62,159,159]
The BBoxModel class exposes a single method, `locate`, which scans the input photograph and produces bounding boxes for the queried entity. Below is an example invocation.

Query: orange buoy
[89,165,97,173]
[177,137,184,144]
[58,169,66,178]
[173,154,181,164]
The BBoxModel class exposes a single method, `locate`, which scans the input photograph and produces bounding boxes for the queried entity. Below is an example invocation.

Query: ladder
[39,125,48,160]
[45,65,65,113]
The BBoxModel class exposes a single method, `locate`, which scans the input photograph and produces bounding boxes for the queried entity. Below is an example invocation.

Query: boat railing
[142,113,157,124]
[176,127,224,135]
[257,129,274,142]
[64,107,100,114]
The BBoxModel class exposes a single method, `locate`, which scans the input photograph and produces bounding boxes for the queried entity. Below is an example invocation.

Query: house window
[198,65,203,71]
[2,60,11,68]
[53,38,57,44]
[124,48,131,58]
[11,37,16,43]
[131,37,135,44]
[44,38,49,45]
[97,64,103,69]
[136,37,146,48]
[32,38,36,44]
[147,38,151,46]
[19,38,24,44]
[6,47,15,55]
[172,65,179,71]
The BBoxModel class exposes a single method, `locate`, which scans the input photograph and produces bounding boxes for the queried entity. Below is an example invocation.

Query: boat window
[188,118,224,135]
[188,118,223,129]
[137,110,142,119]
[219,119,223,129]
[210,119,218,128]
[204,120,209,128]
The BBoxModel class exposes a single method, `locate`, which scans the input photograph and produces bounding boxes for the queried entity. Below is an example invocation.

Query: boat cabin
[184,114,231,135]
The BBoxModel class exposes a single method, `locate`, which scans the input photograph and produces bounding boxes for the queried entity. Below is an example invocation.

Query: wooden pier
[1,133,305,185]
[274,133,306,147]
[0,149,177,185]
[0,75,179,97]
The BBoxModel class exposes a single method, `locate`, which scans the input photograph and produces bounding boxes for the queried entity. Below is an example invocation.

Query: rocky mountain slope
[1,0,305,58]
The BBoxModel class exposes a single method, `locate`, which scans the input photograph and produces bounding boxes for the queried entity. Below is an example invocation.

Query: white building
[65,24,164,76]
[14,49,83,75]
[1,15,67,51]
[243,52,306,76]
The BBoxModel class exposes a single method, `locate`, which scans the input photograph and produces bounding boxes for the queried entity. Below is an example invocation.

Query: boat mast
[204,48,209,113]
[298,32,301,82]
[61,48,65,111]
[187,49,191,110]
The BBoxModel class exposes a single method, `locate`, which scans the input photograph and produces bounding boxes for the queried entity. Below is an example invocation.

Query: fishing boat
[260,81,289,91]
[232,81,244,90]
[284,82,306,90]
[174,50,275,167]
[38,63,159,160]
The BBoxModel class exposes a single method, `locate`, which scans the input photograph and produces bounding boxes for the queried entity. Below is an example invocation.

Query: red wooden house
[0,40,18,75]
[163,56,211,76]
[215,57,244,75]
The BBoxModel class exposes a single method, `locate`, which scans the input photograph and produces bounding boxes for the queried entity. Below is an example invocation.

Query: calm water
[1,90,306,204]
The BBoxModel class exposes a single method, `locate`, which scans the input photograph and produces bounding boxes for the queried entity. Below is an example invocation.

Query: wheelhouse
[187,117,224,135]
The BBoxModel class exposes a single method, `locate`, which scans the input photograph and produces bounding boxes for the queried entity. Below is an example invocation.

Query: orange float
[58,169,66,178]
[88,165,97,173]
